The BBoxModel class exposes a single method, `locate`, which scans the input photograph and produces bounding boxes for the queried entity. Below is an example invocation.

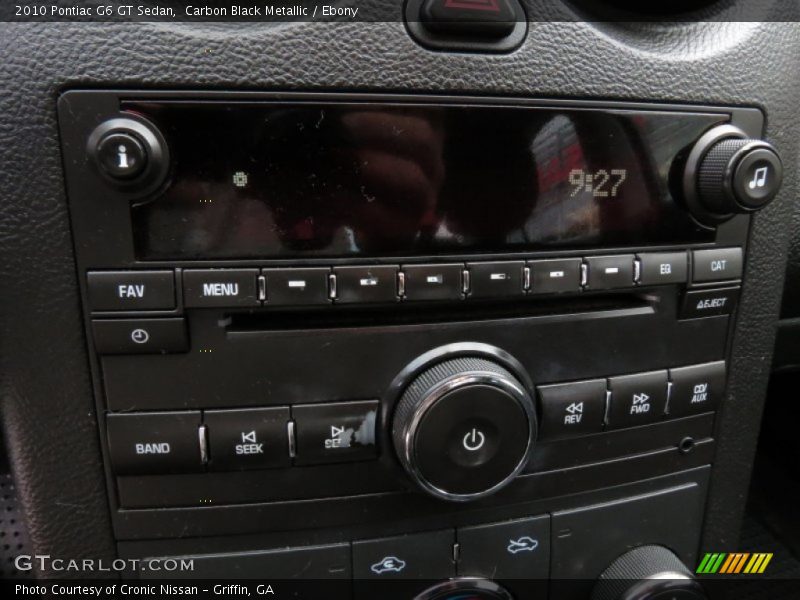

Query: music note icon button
[732,146,783,210]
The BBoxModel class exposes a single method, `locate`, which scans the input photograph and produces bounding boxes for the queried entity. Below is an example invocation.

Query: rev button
[537,379,606,440]
[183,269,259,308]
[106,411,202,475]
[205,408,290,471]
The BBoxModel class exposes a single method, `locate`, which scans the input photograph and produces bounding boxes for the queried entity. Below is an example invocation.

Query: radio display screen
[127,101,723,259]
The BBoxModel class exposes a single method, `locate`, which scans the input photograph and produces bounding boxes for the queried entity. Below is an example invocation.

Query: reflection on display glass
[127,102,723,259]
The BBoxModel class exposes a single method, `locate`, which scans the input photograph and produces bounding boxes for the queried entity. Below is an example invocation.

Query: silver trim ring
[399,370,535,503]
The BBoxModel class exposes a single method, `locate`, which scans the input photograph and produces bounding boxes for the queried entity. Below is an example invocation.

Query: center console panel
[57,91,774,597]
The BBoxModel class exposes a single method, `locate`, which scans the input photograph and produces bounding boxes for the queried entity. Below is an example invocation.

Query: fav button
[669,361,726,417]
[457,515,550,580]
[353,529,455,580]
[692,248,743,282]
[204,407,290,471]
[537,379,607,440]
[87,270,175,311]
[106,411,202,475]
[607,370,668,429]
[292,400,379,466]
[183,269,259,308]
[92,318,188,354]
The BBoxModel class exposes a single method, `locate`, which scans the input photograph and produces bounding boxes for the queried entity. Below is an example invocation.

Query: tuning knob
[392,356,535,502]
[592,546,707,600]
[683,125,782,224]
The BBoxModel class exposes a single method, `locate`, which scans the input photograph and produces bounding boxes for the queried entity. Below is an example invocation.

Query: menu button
[183,269,259,308]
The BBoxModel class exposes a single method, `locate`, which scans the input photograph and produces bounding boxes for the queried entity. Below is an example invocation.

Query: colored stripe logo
[696,552,773,574]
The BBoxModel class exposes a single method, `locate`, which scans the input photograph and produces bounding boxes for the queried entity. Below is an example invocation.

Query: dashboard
[1,2,799,600]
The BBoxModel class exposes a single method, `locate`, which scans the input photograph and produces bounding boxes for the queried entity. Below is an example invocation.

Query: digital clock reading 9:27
[569,168,628,198]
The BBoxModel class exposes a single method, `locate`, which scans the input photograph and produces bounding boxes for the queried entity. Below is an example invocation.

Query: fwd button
[607,371,668,429]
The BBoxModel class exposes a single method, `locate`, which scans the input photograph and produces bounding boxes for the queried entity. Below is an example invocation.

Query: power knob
[682,125,782,224]
[592,545,707,600]
[392,356,536,502]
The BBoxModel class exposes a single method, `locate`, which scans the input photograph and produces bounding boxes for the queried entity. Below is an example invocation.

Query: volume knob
[683,125,782,224]
[392,357,535,502]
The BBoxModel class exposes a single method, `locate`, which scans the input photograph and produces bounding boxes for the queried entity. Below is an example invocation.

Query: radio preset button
[402,264,463,301]
[607,370,668,429]
[467,261,525,298]
[527,259,582,295]
[669,361,726,417]
[680,287,740,319]
[87,270,175,312]
[333,265,399,304]
[292,400,379,466]
[537,379,607,440]
[637,252,688,286]
[585,255,635,290]
[183,269,259,308]
[106,411,202,475]
[204,407,290,471]
[92,318,188,354]
[692,248,743,283]
[263,268,331,306]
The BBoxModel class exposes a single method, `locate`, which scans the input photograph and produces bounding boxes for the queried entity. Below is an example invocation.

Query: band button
[106,411,202,475]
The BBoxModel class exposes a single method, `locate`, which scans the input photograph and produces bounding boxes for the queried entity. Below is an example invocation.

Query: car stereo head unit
[57,91,781,595]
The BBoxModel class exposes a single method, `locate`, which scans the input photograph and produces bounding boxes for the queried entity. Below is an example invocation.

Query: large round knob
[592,546,707,600]
[682,125,782,224]
[392,356,535,502]
[415,578,513,600]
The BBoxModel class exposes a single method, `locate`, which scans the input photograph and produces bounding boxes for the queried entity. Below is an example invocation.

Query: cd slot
[226,293,655,332]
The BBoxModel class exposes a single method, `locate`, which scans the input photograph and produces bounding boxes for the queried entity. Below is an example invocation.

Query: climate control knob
[682,124,782,224]
[592,546,707,600]
[392,356,536,502]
